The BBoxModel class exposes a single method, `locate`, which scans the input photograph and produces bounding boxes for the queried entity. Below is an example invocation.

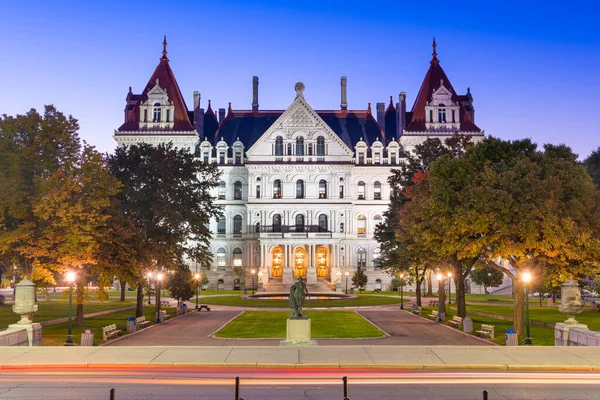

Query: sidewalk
[1,345,600,371]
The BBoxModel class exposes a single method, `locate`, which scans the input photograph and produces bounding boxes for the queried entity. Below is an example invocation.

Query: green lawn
[41,305,177,346]
[200,294,402,308]
[214,310,384,339]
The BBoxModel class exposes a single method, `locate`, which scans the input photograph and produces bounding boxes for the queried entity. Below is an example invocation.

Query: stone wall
[555,323,600,346]
[0,328,29,346]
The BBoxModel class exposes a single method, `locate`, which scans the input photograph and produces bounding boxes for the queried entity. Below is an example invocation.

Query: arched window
[234,181,242,200]
[217,248,226,267]
[153,103,161,122]
[233,248,243,266]
[316,136,325,156]
[438,104,446,123]
[295,214,305,232]
[373,248,381,268]
[296,137,304,156]
[357,248,367,268]
[217,216,226,234]
[374,181,382,199]
[273,179,282,198]
[358,181,365,199]
[218,181,226,199]
[274,136,283,156]
[357,214,366,235]
[318,214,328,232]
[319,180,327,198]
[233,215,242,235]
[296,179,304,198]
[272,214,282,232]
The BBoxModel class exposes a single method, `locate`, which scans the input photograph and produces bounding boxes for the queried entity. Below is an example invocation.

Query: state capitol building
[114,38,484,292]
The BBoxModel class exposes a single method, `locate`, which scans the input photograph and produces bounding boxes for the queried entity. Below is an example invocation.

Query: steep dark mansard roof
[212,108,386,150]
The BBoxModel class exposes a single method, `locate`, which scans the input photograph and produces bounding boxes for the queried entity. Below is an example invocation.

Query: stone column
[283,244,294,284]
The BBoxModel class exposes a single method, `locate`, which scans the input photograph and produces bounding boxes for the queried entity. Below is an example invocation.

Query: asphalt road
[1,369,599,400]
[110,306,491,346]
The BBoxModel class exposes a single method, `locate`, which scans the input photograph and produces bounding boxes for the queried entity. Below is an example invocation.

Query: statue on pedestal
[289,277,309,319]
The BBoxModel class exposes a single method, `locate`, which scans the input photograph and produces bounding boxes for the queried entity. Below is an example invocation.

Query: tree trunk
[439,283,446,314]
[455,275,467,317]
[76,283,85,328]
[416,277,423,307]
[427,270,433,297]
[136,284,144,318]
[120,282,126,302]
[513,278,525,336]
[76,303,84,328]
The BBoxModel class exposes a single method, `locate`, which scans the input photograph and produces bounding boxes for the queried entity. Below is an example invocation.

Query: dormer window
[275,136,283,156]
[438,104,446,123]
[296,137,304,156]
[153,103,162,122]
[316,136,325,156]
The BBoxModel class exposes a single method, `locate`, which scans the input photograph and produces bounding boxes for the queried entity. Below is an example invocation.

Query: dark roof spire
[431,37,438,65]
[161,35,169,62]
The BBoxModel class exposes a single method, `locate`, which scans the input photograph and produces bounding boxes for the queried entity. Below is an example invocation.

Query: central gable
[246,83,354,162]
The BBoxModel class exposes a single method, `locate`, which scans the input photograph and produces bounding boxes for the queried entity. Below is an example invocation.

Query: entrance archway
[293,246,307,278]
[316,246,329,277]
[271,246,283,277]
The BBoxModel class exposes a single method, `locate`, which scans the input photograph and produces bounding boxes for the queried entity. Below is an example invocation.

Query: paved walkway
[109,306,491,346]
[2,345,599,370]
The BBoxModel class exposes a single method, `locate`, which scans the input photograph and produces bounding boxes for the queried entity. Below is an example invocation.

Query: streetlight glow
[66,271,76,283]
[195,273,200,279]
[157,273,163,281]
[436,273,443,281]
[522,271,532,283]
[447,272,452,278]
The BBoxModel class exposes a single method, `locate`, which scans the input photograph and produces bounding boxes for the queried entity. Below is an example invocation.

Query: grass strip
[201,294,401,308]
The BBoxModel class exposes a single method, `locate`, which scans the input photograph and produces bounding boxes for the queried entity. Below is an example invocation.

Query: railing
[259,225,330,233]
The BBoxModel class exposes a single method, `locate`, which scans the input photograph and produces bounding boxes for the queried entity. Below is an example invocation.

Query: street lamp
[155,272,163,323]
[436,273,444,323]
[399,273,405,310]
[447,271,453,304]
[251,269,256,294]
[195,273,200,310]
[522,270,533,345]
[64,271,76,346]
[147,272,153,305]
[345,271,349,294]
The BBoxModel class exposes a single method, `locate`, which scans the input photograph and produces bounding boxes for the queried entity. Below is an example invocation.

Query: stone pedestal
[280,318,316,346]
[463,317,473,333]
[555,322,588,346]
[7,323,42,346]
[547,298,554,307]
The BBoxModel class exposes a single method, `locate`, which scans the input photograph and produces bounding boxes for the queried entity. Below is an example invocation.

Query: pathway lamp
[155,272,163,323]
[447,271,453,304]
[436,273,444,323]
[251,269,256,294]
[64,271,76,346]
[345,271,349,294]
[147,272,153,305]
[399,273,405,310]
[522,270,533,345]
[195,273,200,310]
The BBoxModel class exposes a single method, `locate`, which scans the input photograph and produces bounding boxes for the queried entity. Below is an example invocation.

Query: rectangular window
[374,154,380,164]
[235,153,242,165]
[219,152,225,165]
[308,144,313,155]
[143,109,147,122]
[339,185,344,198]
[429,110,433,122]
[358,154,364,164]
[287,143,292,155]
[203,153,209,164]
[166,109,170,122]
[452,110,456,123]
[391,154,396,165]
[256,185,261,199]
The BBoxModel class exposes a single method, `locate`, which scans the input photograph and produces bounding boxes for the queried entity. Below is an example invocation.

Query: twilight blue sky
[1,0,598,158]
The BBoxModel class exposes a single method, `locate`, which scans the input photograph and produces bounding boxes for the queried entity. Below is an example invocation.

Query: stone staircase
[262,277,335,293]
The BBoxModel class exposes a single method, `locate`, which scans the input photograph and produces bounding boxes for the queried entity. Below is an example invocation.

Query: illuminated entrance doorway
[271,246,283,277]
[293,246,307,278]
[317,246,329,277]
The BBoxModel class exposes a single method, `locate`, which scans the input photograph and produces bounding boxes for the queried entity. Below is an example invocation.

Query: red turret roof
[118,36,194,132]
[405,39,480,132]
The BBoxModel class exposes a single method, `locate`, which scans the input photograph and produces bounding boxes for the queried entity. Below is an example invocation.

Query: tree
[167,266,195,305]
[107,142,222,317]
[352,266,368,292]
[469,262,504,294]
[232,266,247,290]
[584,147,600,188]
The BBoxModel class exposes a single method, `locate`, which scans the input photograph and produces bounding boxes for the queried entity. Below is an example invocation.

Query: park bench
[135,316,151,329]
[198,304,211,311]
[102,324,122,341]
[429,300,439,307]
[160,300,170,307]
[449,315,463,329]
[428,310,439,321]
[476,324,495,339]
[372,288,381,293]
[411,304,422,315]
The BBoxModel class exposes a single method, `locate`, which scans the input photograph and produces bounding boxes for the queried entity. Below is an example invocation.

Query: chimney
[197,108,205,140]
[398,92,406,137]
[340,76,348,110]
[218,108,226,124]
[376,102,385,132]
[252,76,259,111]
[193,91,201,135]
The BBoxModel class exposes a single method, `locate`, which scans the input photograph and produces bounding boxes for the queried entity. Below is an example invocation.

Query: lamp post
[251,269,256,294]
[147,272,153,305]
[447,271,452,304]
[195,273,200,310]
[64,271,76,346]
[399,273,405,310]
[522,270,533,345]
[436,273,444,323]
[345,271,349,294]
[155,272,163,323]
